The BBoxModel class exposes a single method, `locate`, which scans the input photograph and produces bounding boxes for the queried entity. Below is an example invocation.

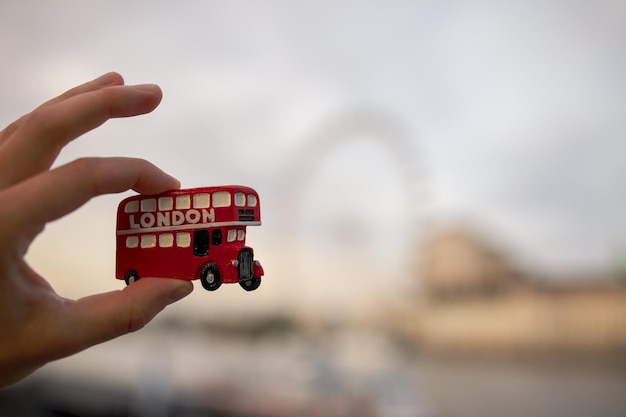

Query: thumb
[57,278,193,355]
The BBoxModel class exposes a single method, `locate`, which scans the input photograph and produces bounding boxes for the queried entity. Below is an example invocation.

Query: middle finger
[0,72,124,147]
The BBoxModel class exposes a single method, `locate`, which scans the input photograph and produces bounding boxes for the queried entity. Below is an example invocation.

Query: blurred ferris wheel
[273,108,426,289]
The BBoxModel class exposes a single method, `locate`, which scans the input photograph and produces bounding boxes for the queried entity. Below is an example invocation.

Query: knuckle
[23,106,58,134]
[0,117,25,139]
[127,306,150,333]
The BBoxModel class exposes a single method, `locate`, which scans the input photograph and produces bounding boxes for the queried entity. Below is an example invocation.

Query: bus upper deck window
[141,199,157,212]
[125,201,139,213]
[159,197,173,211]
[212,191,231,207]
[194,193,210,208]
[176,195,191,210]
[234,192,246,207]
[247,194,257,207]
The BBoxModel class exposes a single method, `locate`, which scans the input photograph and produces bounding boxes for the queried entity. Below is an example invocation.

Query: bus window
[141,199,157,212]
[227,229,236,242]
[159,197,173,211]
[212,191,231,207]
[126,236,139,248]
[237,230,245,241]
[247,194,257,207]
[159,233,174,248]
[194,230,209,256]
[234,192,246,207]
[212,229,222,246]
[194,193,210,208]
[125,201,139,213]
[141,235,157,248]
[176,195,191,209]
[177,232,191,248]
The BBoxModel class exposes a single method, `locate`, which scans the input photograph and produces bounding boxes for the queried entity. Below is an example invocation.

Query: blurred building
[419,227,527,299]
[397,224,626,356]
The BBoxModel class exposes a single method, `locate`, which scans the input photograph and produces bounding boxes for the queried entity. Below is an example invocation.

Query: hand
[0,72,193,387]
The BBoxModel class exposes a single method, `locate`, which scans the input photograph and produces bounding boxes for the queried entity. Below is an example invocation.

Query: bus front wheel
[125,270,139,286]
[240,277,261,291]
[200,264,222,291]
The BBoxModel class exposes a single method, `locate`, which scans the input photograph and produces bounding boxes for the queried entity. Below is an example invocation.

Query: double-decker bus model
[116,185,264,291]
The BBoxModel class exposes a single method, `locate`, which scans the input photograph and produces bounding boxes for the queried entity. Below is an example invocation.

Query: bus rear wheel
[125,270,139,286]
[239,277,261,291]
[200,264,222,291]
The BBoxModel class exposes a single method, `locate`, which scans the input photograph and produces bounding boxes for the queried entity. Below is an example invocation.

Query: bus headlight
[232,260,239,267]
[254,260,261,267]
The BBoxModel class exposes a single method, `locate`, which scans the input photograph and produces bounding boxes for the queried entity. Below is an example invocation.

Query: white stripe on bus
[116,221,261,235]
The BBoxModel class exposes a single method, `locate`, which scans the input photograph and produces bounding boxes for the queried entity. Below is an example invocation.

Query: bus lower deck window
[141,235,157,248]
[177,232,191,247]
[194,230,209,256]
[159,233,174,248]
[212,229,222,246]
[126,236,139,248]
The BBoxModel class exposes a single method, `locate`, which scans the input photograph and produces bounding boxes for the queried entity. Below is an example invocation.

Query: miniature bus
[115,185,264,291]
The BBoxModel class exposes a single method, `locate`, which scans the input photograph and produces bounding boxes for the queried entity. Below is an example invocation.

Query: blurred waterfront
[3,314,626,417]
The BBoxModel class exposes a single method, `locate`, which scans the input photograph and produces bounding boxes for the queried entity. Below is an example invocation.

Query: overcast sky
[1,1,625,310]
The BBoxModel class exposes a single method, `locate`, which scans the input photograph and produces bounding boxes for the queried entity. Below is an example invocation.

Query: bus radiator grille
[238,249,254,280]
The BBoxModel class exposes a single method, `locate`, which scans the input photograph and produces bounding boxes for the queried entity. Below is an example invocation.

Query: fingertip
[131,160,182,195]
[130,84,162,113]
[166,280,194,305]
[170,177,182,190]
[124,277,192,299]
[118,278,192,332]
[96,72,125,87]
[132,84,162,101]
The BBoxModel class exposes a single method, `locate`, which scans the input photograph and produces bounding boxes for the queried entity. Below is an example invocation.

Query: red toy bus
[115,185,264,291]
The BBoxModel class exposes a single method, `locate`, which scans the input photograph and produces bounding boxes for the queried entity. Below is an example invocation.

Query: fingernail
[95,72,123,86]
[132,84,161,93]
[167,282,193,304]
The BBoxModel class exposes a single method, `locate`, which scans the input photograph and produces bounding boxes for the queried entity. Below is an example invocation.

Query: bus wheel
[125,270,139,286]
[240,277,261,291]
[200,264,222,291]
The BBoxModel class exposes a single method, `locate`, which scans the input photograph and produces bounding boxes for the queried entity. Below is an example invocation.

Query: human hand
[0,72,193,387]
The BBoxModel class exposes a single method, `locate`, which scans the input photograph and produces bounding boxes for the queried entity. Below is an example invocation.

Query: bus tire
[200,264,222,291]
[125,270,139,286]
[239,277,261,291]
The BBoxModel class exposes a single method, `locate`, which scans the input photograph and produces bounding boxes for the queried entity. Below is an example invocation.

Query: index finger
[1,157,180,245]
[0,83,162,190]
